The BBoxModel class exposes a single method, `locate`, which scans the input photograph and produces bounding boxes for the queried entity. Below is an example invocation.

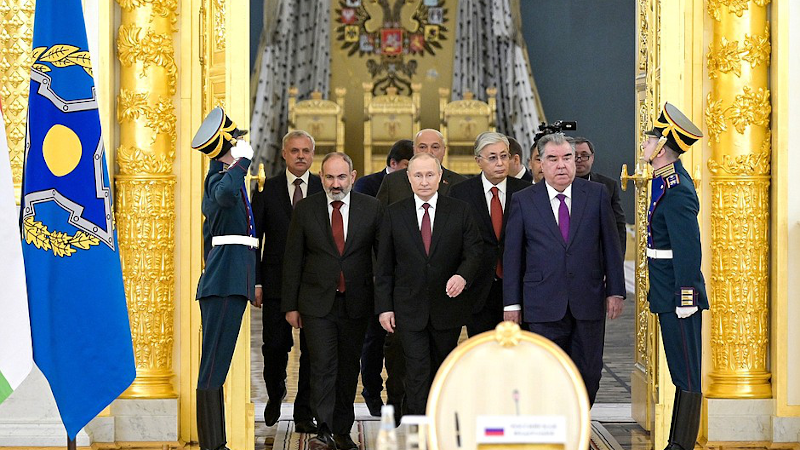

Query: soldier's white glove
[231,139,254,161]
[676,306,698,319]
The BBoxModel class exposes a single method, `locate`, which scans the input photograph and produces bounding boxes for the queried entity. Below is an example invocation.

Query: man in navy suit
[354,139,414,416]
[503,132,625,405]
[251,130,322,432]
[450,132,531,337]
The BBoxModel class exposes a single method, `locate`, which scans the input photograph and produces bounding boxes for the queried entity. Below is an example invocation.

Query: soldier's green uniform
[645,103,707,450]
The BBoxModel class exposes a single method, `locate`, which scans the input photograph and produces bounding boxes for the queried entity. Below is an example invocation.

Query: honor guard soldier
[192,108,257,450]
[642,103,709,450]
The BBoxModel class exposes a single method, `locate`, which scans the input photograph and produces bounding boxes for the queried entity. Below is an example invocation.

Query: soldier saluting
[192,108,257,450]
[642,103,708,450]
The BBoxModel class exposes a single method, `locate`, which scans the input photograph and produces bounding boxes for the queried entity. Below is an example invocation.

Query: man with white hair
[450,132,531,336]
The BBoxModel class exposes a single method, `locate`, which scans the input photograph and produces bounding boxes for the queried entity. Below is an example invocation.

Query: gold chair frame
[363,82,421,174]
[288,86,346,174]
[439,87,497,174]
[426,322,591,450]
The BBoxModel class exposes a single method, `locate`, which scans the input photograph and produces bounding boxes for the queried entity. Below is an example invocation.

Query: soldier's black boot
[664,389,702,450]
[197,387,230,450]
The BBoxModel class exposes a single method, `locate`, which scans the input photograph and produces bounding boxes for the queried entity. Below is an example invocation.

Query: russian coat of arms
[335,0,449,95]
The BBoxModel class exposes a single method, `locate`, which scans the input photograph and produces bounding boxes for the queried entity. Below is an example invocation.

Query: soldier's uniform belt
[646,248,673,259]
[212,235,259,248]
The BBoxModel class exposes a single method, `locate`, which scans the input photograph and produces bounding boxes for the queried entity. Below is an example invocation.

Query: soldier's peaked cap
[192,107,247,159]
[645,102,703,153]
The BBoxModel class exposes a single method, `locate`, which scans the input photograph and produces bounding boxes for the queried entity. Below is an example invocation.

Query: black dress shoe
[334,433,359,450]
[310,429,336,449]
[263,388,287,426]
[294,419,319,434]
[365,398,383,417]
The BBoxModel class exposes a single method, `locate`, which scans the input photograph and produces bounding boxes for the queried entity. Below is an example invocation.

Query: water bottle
[375,404,398,450]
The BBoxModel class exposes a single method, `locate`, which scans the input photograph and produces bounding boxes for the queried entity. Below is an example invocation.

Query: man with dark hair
[283,152,383,450]
[528,141,544,184]
[504,132,625,406]
[251,130,321,433]
[354,139,413,416]
[642,103,708,450]
[572,136,627,256]
[507,136,533,182]
[354,139,414,197]
[450,132,530,337]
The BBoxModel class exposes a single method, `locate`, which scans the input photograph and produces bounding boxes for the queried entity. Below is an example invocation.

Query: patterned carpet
[271,419,623,450]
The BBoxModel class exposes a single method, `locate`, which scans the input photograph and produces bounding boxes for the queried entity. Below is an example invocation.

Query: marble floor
[250,247,649,449]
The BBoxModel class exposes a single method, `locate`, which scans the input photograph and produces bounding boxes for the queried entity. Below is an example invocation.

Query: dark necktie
[490,187,503,278]
[556,193,569,243]
[331,200,346,292]
[421,203,432,255]
[292,178,304,208]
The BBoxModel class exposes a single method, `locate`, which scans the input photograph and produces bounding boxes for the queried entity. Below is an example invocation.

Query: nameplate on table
[475,415,566,444]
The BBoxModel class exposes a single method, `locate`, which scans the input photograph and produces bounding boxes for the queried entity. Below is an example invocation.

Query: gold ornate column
[115,0,179,398]
[0,1,35,201]
[705,0,771,398]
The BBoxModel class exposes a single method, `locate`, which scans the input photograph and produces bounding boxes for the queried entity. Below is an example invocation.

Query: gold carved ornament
[705,87,770,143]
[707,0,771,22]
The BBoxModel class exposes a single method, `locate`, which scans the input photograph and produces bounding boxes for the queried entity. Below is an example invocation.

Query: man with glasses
[571,137,627,257]
[450,132,531,337]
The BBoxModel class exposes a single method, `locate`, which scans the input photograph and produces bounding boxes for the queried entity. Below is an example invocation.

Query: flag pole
[67,437,76,450]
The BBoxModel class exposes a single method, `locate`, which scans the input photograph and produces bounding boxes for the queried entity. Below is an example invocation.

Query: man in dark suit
[643,103,708,450]
[450,132,531,337]
[283,153,383,450]
[251,130,321,432]
[192,108,256,450]
[503,132,625,406]
[528,141,544,184]
[354,139,414,416]
[376,152,482,415]
[354,139,414,197]
[507,136,534,182]
[572,137,627,256]
[376,129,466,205]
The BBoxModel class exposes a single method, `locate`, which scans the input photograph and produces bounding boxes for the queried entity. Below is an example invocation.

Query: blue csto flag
[20,0,136,439]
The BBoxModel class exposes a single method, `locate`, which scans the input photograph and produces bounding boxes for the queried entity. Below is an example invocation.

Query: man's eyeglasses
[575,154,593,162]
[477,153,511,164]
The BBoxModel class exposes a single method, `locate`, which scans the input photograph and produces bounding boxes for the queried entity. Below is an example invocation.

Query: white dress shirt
[326,192,351,239]
[545,182,573,225]
[414,192,438,234]
[286,169,310,204]
[513,166,527,179]
[481,173,507,214]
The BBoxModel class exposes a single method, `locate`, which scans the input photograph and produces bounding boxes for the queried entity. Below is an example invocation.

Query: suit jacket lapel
[429,198,451,256]
[278,173,293,217]
[313,195,339,256]
[400,198,427,257]
[567,181,588,248]
[469,179,496,242]
[533,184,564,246]
[343,195,362,255]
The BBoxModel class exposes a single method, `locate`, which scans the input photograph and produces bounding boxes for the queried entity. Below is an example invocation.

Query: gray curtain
[451,0,544,159]
[250,0,331,176]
